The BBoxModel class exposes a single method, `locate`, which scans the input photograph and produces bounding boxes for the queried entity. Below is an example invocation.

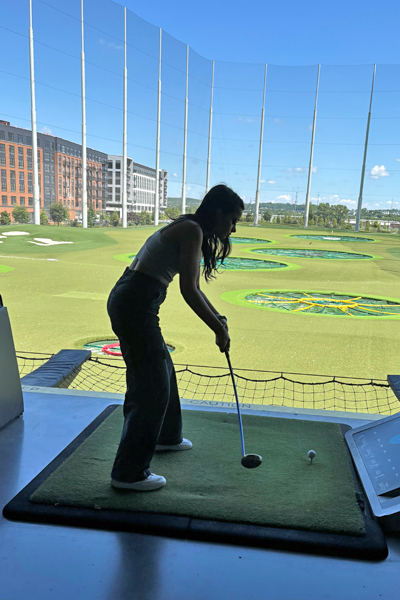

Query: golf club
[225,350,262,469]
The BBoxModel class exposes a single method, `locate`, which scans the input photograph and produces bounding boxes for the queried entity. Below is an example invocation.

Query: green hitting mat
[3,406,387,560]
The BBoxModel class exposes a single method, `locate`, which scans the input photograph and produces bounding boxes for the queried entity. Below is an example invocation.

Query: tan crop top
[129,226,180,287]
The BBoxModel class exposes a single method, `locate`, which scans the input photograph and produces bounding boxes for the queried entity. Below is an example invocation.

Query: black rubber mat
[3,405,388,561]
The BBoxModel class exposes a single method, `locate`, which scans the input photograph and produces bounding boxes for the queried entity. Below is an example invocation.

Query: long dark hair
[179,184,244,282]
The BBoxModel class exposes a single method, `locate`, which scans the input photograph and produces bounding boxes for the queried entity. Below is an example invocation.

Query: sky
[1,0,400,210]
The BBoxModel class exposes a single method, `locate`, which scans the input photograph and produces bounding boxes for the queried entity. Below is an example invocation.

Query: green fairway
[2,222,400,381]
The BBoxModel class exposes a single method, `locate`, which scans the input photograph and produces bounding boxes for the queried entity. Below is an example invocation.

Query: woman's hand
[215,323,230,353]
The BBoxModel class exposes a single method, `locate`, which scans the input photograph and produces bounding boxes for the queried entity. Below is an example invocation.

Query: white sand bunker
[1,231,30,236]
[28,238,74,246]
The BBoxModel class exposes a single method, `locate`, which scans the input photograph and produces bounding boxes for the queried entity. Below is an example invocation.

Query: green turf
[0,264,14,273]
[3,222,400,381]
[30,407,365,536]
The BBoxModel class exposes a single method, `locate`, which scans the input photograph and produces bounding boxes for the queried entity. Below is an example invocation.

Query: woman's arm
[178,222,226,334]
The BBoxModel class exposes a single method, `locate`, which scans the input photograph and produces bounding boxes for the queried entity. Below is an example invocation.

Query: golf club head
[241,454,262,469]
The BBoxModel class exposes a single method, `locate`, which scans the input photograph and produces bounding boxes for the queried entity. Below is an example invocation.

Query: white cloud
[260,179,265,183]
[370,165,389,179]
[312,166,317,173]
[267,180,276,184]
[39,126,52,135]
[396,159,400,162]
[172,173,177,178]
[340,199,357,206]
[238,116,255,124]
[274,118,282,124]
[99,38,122,50]
[294,167,303,172]
[276,194,291,201]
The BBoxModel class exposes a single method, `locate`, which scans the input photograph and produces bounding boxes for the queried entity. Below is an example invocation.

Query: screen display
[354,419,400,496]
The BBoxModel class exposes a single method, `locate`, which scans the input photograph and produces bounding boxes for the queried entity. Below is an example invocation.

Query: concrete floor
[1,387,400,600]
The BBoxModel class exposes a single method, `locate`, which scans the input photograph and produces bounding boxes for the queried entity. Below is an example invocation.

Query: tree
[163,207,181,220]
[139,211,152,225]
[0,211,11,225]
[49,202,69,226]
[110,211,120,227]
[127,212,141,226]
[263,209,272,222]
[87,204,96,228]
[12,205,30,224]
[365,220,370,232]
[332,218,338,229]
[40,210,48,225]
[373,221,379,229]
[276,216,281,224]
[245,212,254,222]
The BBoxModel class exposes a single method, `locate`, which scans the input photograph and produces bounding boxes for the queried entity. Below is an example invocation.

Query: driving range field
[1,223,400,380]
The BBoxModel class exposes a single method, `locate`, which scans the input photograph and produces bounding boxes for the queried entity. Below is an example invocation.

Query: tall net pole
[205,60,214,194]
[81,0,87,229]
[303,64,320,228]
[254,64,267,226]
[121,7,128,228]
[154,28,162,227]
[29,0,40,225]
[355,64,376,232]
[181,45,189,215]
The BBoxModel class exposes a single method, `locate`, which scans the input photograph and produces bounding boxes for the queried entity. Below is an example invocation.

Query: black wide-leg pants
[107,268,182,483]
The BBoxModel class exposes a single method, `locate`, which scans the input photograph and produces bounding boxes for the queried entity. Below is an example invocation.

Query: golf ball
[308,450,316,459]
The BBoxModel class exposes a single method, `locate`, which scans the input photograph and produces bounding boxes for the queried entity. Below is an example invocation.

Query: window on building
[45,140,49,148]
[45,175,50,184]
[0,131,5,141]
[51,142,55,150]
[28,173,33,193]
[19,172,25,192]
[28,197,33,206]
[9,146,15,167]
[17,134,23,143]
[44,163,50,172]
[0,144,5,167]
[26,136,31,144]
[10,171,16,192]
[44,152,50,161]
[20,196,25,206]
[37,138,40,146]
[8,132,14,142]
[1,195,7,205]
[27,148,32,169]
[18,147,24,168]
[11,196,17,205]
[45,186,50,195]
[1,170,6,191]
[116,161,121,170]
[62,145,65,153]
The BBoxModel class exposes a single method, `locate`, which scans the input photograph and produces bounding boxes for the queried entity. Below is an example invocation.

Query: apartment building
[106,155,167,217]
[0,120,107,221]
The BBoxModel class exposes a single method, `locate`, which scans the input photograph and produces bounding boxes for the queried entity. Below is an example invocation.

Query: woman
[107,184,244,491]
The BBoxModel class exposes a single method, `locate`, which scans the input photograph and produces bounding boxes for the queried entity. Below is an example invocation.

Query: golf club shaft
[225,350,246,457]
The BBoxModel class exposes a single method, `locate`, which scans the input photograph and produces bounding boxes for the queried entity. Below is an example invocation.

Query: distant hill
[167,197,200,209]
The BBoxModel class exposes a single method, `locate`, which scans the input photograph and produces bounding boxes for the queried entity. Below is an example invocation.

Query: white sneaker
[111,473,166,491]
[155,438,193,452]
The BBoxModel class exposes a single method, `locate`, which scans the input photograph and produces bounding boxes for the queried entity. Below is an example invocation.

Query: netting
[251,248,372,260]
[16,351,55,377]
[15,353,399,415]
[245,291,400,317]
[231,237,272,244]
[291,235,374,242]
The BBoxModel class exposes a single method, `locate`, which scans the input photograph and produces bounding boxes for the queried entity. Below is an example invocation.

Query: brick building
[0,120,107,222]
